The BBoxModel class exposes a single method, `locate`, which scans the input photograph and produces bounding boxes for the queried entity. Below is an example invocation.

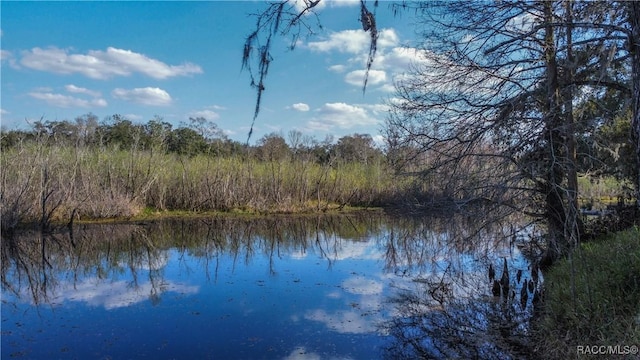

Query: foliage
[532,227,640,359]
[0,122,401,234]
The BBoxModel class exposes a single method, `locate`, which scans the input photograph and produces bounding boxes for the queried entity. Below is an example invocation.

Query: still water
[1,213,538,359]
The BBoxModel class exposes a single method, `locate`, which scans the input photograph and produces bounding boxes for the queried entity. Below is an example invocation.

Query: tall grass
[532,227,640,359]
[578,175,634,208]
[1,144,403,233]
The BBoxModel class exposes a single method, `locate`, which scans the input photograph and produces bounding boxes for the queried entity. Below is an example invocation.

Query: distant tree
[143,116,173,151]
[98,115,144,150]
[187,116,226,141]
[287,130,304,158]
[311,135,334,165]
[575,86,634,180]
[0,129,33,150]
[74,113,99,147]
[167,127,208,156]
[334,133,381,165]
[256,132,290,161]
[30,120,77,145]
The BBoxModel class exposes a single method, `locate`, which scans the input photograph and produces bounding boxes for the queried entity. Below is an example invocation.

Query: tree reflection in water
[1,212,540,359]
[380,213,541,359]
[1,223,174,308]
[1,214,390,308]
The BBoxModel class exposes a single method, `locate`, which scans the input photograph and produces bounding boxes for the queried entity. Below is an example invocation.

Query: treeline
[1,114,384,163]
[0,113,407,235]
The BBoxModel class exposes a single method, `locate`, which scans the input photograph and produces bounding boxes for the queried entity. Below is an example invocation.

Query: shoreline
[4,206,386,234]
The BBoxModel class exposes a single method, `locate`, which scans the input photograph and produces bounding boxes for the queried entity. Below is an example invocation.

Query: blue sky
[1,1,423,144]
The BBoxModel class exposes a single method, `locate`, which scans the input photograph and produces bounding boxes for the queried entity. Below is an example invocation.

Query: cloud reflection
[282,346,322,360]
[341,277,383,295]
[304,309,376,334]
[289,240,383,261]
[282,346,354,360]
[36,277,199,310]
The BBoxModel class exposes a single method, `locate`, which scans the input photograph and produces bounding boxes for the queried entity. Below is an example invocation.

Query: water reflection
[1,213,538,359]
[380,214,540,359]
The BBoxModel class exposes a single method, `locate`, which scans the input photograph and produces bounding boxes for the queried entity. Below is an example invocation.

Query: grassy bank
[578,175,635,209]
[1,144,407,234]
[533,227,640,359]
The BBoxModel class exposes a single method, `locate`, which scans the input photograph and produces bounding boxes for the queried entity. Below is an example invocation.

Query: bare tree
[242,0,639,260]
[383,1,637,263]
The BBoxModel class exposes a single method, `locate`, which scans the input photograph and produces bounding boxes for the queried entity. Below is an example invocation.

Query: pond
[1,213,540,359]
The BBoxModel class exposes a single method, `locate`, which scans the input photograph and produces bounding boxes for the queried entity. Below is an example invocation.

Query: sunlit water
[1,214,539,359]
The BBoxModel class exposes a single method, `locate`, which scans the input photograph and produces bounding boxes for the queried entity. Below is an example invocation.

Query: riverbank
[78,205,385,224]
[531,227,640,359]
[1,144,405,236]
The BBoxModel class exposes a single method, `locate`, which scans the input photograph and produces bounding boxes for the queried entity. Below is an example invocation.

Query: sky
[1,1,424,145]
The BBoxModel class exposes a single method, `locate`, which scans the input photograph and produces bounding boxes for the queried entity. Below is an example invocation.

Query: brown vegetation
[0,141,405,235]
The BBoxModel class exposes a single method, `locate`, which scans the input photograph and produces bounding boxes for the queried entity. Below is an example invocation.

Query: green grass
[578,175,634,208]
[533,227,640,359]
[1,145,403,231]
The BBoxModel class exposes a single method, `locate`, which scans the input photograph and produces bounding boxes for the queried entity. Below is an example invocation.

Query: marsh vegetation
[1,115,409,235]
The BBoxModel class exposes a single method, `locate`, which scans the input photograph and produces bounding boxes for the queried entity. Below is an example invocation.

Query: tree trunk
[564,0,582,246]
[630,2,640,209]
[542,0,569,266]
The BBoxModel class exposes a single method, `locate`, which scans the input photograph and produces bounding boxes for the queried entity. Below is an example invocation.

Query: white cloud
[371,134,385,147]
[308,30,369,54]
[305,28,415,91]
[358,103,389,114]
[29,91,108,108]
[112,87,172,106]
[327,0,360,7]
[506,12,540,33]
[328,64,346,73]
[377,29,400,49]
[0,49,12,61]
[344,69,386,87]
[0,49,19,69]
[187,109,220,120]
[291,0,358,13]
[375,46,427,72]
[291,0,327,12]
[321,102,367,118]
[65,84,101,98]
[20,46,202,80]
[291,103,310,112]
[307,102,379,131]
[307,28,398,55]
[0,108,9,123]
[123,113,143,121]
